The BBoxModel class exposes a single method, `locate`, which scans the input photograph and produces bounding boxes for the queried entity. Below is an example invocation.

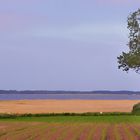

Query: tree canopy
[118,9,140,73]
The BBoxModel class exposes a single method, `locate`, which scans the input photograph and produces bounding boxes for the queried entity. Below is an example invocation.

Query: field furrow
[106,124,115,140]
[92,124,107,140]
[0,121,140,140]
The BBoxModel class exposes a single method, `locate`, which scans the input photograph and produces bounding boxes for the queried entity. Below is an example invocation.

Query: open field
[0,100,139,139]
[0,100,139,114]
[0,116,140,140]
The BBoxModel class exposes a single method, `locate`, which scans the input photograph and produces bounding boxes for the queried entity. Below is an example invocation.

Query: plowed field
[0,122,140,140]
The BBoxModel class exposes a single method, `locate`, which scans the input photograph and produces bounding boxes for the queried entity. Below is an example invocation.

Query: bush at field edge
[132,102,140,114]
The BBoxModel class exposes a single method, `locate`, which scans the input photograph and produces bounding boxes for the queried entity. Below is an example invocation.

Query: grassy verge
[0,113,140,123]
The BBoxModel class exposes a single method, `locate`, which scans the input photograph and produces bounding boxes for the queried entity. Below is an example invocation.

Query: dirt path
[0,100,139,114]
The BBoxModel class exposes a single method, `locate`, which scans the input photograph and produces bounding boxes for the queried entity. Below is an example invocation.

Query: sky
[0,0,140,91]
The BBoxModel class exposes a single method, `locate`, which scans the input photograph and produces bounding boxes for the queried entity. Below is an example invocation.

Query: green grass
[0,115,140,123]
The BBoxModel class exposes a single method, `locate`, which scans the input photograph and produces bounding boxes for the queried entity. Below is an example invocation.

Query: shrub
[132,103,140,114]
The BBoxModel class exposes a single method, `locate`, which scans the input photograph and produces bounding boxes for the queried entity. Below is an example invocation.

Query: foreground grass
[0,115,140,123]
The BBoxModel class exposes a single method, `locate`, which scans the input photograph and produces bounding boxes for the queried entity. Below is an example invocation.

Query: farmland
[0,100,139,114]
[0,100,139,140]
[0,115,140,140]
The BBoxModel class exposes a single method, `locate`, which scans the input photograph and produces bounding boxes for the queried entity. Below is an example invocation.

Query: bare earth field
[0,100,139,114]
[0,122,140,140]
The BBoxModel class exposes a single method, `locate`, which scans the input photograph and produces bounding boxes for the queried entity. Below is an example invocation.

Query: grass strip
[1,115,140,123]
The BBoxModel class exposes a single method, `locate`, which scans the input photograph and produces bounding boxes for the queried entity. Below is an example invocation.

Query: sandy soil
[0,100,139,114]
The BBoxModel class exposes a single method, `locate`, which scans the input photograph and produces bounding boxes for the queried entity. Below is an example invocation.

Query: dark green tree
[118,9,140,73]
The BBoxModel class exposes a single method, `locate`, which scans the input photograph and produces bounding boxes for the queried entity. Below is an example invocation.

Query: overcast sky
[0,0,140,91]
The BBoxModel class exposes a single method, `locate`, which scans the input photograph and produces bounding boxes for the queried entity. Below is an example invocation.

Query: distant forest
[0,90,140,95]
